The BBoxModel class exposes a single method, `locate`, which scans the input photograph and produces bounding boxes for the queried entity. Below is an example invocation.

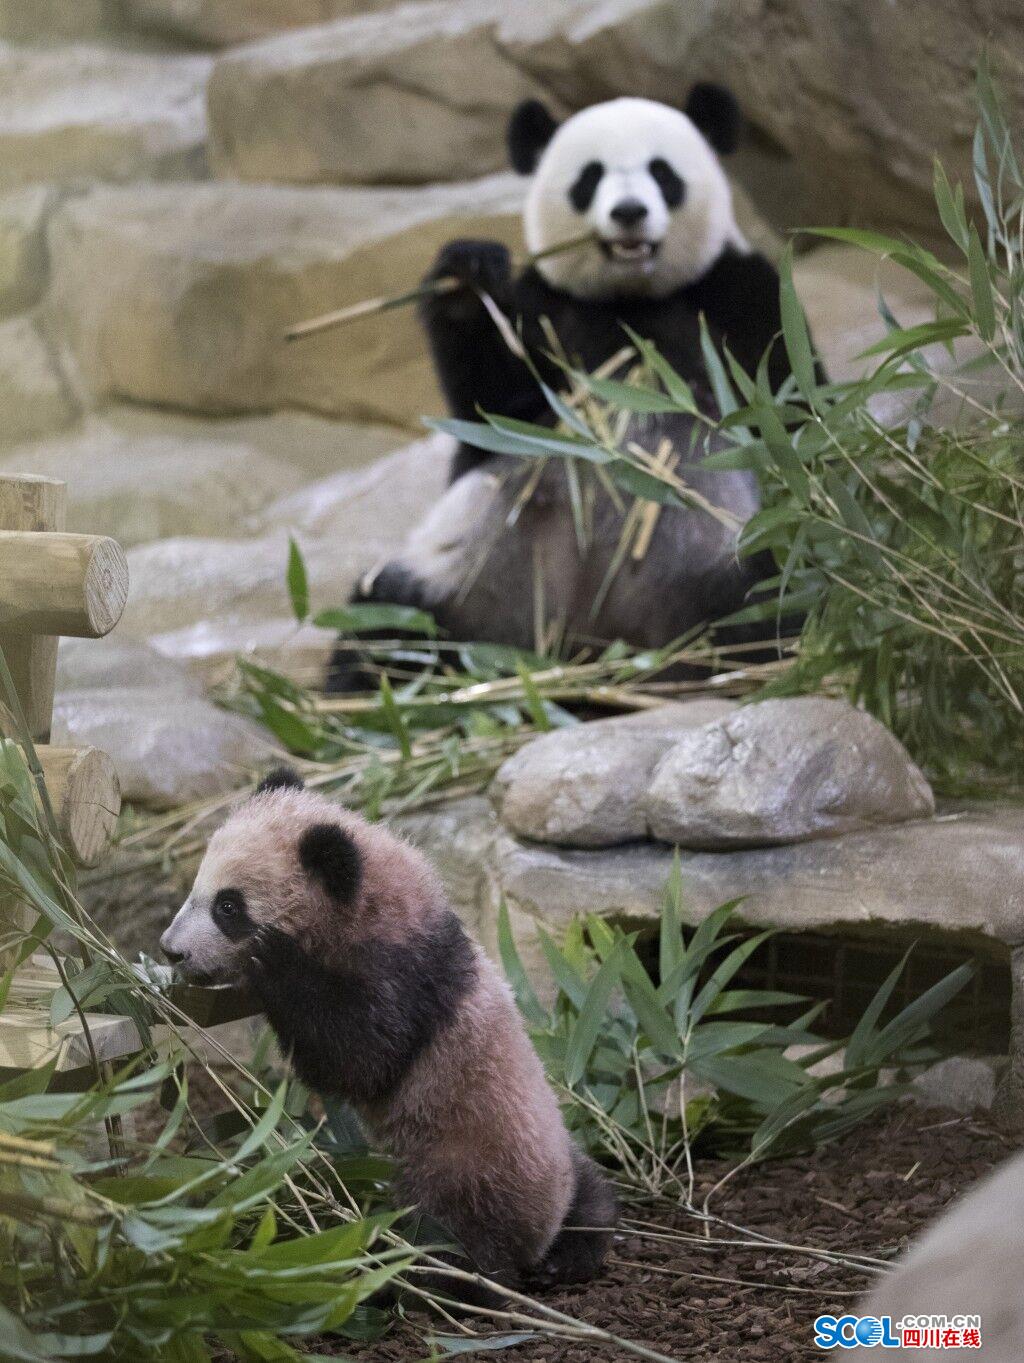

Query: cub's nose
[160,937,186,965]
[609,198,648,228]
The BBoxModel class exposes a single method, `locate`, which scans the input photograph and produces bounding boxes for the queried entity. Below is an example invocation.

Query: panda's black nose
[162,945,186,965]
[610,198,648,228]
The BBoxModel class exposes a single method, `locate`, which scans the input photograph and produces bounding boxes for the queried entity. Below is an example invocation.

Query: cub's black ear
[685,82,742,155]
[256,766,304,795]
[508,99,559,174]
[299,823,362,902]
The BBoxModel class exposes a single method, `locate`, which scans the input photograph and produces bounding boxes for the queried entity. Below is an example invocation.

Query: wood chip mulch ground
[338,1103,1016,1363]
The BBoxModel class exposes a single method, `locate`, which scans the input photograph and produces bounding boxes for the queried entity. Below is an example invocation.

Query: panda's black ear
[685,82,742,156]
[299,823,362,902]
[256,766,304,795]
[508,99,559,174]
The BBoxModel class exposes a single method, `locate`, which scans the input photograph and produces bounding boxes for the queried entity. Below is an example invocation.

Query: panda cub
[159,769,616,1294]
[328,84,817,684]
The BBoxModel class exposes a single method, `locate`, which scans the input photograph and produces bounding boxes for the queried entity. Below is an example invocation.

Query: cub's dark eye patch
[568,160,604,213]
[648,158,685,209]
[212,888,253,941]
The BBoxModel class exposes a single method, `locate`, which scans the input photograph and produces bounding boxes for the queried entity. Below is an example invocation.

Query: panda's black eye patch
[212,888,253,941]
[568,160,604,213]
[649,158,685,209]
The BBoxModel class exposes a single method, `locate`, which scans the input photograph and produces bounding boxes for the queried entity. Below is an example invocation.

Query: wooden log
[37,745,121,869]
[0,532,128,638]
[0,474,65,740]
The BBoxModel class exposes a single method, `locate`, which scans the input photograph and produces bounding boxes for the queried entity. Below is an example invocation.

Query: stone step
[207,0,546,186]
[0,314,78,444]
[46,175,522,425]
[0,403,406,547]
[0,42,210,190]
[125,0,424,49]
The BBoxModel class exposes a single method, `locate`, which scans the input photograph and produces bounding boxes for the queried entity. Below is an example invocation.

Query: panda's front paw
[425,240,512,314]
[245,925,301,985]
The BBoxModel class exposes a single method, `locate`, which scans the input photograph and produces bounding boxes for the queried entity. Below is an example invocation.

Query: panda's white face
[525,98,744,301]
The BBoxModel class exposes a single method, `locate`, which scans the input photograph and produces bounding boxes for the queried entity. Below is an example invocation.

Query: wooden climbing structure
[0,471,131,1077]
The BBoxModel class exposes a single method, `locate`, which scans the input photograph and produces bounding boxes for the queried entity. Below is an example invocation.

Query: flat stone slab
[47,177,522,425]
[0,43,210,190]
[397,798,1024,978]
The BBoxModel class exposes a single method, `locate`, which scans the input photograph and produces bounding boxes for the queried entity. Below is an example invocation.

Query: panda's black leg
[323,562,434,694]
[529,1150,617,1289]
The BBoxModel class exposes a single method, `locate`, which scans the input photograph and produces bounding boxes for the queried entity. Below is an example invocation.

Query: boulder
[0,187,57,316]
[0,44,210,190]
[911,1056,1001,1116]
[118,436,451,640]
[57,637,203,698]
[52,686,277,808]
[258,430,451,536]
[126,0,424,48]
[644,698,934,849]
[46,176,523,425]
[860,1149,1024,1362]
[149,616,335,689]
[0,314,77,445]
[492,700,736,848]
[0,417,307,545]
[207,0,545,186]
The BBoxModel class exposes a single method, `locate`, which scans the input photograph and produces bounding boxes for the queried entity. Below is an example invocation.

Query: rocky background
[0,0,1019,805]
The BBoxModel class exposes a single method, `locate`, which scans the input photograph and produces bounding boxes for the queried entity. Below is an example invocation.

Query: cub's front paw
[424,240,512,315]
[244,925,301,985]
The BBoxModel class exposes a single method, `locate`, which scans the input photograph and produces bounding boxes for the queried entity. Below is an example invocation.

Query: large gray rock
[0,417,306,544]
[644,698,934,849]
[57,637,202,699]
[0,44,211,190]
[492,700,737,848]
[207,0,544,185]
[118,435,451,640]
[52,686,277,809]
[0,314,78,445]
[861,1149,1024,1361]
[46,177,522,425]
[0,187,57,316]
[126,0,424,47]
[911,1055,1001,1116]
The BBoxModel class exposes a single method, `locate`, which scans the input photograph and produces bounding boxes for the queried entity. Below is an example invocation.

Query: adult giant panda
[328,85,816,686]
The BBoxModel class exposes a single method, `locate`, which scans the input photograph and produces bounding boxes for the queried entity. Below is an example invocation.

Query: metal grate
[639,930,1010,1055]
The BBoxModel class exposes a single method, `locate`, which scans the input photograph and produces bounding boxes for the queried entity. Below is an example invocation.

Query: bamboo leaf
[286,537,309,624]
[967,223,997,340]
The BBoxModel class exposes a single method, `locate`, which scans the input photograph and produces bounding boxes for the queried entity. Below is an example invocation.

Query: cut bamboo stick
[283,231,596,343]
[0,474,65,740]
[37,745,121,868]
[0,532,129,638]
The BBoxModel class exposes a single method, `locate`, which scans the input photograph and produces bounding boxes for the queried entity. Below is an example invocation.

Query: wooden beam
[0,474,65,740]
[37,745,120,868]
[0,531,129,638]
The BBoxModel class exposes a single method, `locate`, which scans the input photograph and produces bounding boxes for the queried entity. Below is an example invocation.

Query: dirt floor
[335,1103,1014,1363]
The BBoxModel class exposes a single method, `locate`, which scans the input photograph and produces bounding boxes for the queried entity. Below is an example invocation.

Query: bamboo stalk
[283,231,596,343]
